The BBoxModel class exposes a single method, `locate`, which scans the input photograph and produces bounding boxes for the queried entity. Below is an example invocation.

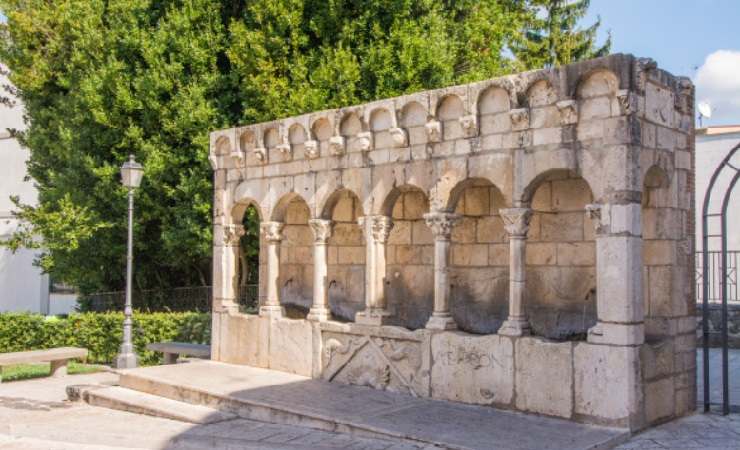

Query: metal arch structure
[702,142,740,415]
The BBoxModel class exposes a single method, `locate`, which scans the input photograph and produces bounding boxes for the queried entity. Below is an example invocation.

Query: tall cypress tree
[513,0,611,70]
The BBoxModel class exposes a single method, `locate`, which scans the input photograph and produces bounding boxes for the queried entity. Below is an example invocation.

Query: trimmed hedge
[0,312,210,365]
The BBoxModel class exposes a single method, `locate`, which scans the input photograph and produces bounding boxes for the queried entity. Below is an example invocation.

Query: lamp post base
[115,352,139,369]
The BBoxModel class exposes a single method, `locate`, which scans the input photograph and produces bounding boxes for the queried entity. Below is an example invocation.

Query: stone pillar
[307,219,333,322]
[498,207,533,336]
[355,215,394,325]
[586,203,644,346]
[423,212,461,330]
[213,224,244,314]
[259,221,285,318]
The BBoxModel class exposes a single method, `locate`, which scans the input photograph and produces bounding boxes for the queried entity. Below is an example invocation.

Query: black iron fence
[79,284,259,313]
[696,250,739,303]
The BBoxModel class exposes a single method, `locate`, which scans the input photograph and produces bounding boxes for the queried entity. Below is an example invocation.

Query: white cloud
[694,50,740,125]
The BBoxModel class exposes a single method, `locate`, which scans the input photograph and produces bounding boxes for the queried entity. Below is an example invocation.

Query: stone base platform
[117,360,629,450]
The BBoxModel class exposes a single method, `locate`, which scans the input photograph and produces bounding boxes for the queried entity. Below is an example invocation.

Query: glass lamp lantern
[120,154,144,188]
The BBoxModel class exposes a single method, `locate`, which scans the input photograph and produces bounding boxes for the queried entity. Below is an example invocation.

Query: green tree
[0,0,527,294]
[513,0,611,70]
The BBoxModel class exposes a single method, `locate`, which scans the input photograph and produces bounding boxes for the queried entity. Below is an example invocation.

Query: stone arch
[369,108,394,131]
[477,86,510,115]
[525,79,557,107]
[271,193,313,318]
[400,101,427,127]
[239,130,256,152]
[263,127,280,148]
[383,186,433,329]
[339,112,363,137]
[322,189,366,321]
[214,135,232,155]
[445,178,509,334]
[437,94,465,120]
[576,69,619,99]
[288,123,307,145]
[524,170,596,339]
[311,117,333,141]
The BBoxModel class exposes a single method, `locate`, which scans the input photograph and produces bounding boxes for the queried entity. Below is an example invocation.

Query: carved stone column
[307,219,333,322]
[355,215,394,325]
[423,212,461,330]
[498,207,533,336]
[213,224,245,314]
[585,203,644,346]
[259,221,285,318]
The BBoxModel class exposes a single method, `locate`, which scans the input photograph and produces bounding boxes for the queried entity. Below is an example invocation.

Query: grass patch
[0,361,104,382]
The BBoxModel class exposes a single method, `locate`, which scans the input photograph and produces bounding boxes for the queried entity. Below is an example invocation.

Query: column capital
[499,207,533,238]
[222,224,245,246]
[308,219,333,243]
[423,212,461,240]
[260,221,284,242]
[358,215,394,243]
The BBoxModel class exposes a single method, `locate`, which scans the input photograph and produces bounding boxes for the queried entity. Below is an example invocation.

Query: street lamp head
[120,154,144,188]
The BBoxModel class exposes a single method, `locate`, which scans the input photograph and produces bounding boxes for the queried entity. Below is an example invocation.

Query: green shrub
[0,312,210,365]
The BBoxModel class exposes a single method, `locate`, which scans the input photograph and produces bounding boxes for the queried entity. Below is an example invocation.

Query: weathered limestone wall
[208,53,695,432]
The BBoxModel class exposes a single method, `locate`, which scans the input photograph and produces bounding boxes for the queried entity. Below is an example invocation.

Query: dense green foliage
[512,0,610,70]
[0,312,210,365]
[0,0,608,294]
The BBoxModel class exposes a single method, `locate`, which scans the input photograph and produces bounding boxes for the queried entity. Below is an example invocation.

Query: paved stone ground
[0,349,738,449]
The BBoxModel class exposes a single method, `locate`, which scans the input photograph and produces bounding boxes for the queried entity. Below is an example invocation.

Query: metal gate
[701,142,740,415]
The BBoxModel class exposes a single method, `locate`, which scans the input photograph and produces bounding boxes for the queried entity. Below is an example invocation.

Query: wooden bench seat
[0,347,88,382]
[146,342,210,364]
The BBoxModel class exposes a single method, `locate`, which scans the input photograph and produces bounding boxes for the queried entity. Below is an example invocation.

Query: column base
[497,317,531,337]
[115,352,139,369]
[588,322,644,346]
[259,305,285,318]
[355,309,391,326]
[307,306,331,322]
[425,314,457,330]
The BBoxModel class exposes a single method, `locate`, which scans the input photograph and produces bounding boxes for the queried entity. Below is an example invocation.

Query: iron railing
[80,284,259,313]
[696,251,739,303]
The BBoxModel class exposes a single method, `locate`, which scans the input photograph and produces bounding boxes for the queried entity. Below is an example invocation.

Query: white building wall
[695,129,740,252]
[0,69,75,314]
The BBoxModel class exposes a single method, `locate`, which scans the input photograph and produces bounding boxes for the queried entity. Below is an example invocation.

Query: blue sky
[586,0,740,126]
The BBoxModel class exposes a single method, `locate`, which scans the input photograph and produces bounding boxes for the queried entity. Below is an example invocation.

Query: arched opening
[524,170,596,340]
[272,194,313,319]
[437,95,464,140]
[237,204,261,312]
[383,186,433,329]
[322,189,365,321]
[447,178,509,334]
[477,86,510,135]
[369,108,394,149]
[288,124,307,158]
[400,101,427,146]
[641,165,675,339]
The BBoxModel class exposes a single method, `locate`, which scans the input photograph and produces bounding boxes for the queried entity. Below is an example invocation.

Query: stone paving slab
[118,360,629,450]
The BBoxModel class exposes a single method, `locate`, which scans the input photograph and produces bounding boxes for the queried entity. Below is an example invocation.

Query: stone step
[117,370,442,448]
[74,385,237,425]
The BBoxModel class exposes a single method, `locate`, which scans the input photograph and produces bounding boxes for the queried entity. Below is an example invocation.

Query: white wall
[0,68,76,314]
[695,130,740,252]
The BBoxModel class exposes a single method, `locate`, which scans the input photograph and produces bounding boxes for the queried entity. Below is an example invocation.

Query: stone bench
[0,347,88,383]
[146,342,210,364]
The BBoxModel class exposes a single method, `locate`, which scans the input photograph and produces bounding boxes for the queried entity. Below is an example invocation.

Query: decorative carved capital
[499,207,533,237]
[423,212,461,240]
[509,108,529,131]
[329,135,345,156]
[389,127,407,147]
[425,119,442,142]
[459,114,478,137]
[223,224,245,245]
[276,142,292,160]
[308,219,333,243]
[357,131,373,151]
[304,140,320,159]
[616,89,635,115]
[253,147,267,163]
[556,100,578,125]
[358,215,394,243]
[260,221,284,242]
[230,150,246,168]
